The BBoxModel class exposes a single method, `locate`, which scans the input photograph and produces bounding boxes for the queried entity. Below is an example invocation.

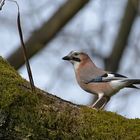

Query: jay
[62,51,140,109]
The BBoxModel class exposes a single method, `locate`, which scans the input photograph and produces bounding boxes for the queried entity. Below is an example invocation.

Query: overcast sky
[1,0,140,118]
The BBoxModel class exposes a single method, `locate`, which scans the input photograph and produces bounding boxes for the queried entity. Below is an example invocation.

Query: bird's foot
[88,105,99,111]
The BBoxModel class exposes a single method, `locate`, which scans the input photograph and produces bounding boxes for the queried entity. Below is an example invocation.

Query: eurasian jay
[62,51,140,109]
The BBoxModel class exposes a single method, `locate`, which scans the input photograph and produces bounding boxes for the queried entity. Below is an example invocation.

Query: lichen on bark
[0,56,140,140]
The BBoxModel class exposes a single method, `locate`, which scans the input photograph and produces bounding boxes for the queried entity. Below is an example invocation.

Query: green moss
[78,107,140,139]
[0,56,140,140]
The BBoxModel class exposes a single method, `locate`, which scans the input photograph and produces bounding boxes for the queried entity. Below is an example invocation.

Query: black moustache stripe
[72,57,81,62]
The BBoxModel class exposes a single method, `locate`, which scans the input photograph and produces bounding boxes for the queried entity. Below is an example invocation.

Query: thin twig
[7,0,36,92]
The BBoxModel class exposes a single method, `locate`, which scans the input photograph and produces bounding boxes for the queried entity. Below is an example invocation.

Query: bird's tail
[122,79,140,89]
[122,79,140,84]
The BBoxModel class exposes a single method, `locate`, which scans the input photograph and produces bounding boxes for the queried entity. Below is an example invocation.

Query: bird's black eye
[74,53,79,56]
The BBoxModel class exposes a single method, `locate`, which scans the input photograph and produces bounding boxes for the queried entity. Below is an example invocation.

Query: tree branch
[7,0,89,69]
[105,0,138,71]
[0,56,140,139]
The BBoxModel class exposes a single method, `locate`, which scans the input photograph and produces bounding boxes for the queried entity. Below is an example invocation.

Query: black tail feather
[122,79,140,89]
[126,84,140,89]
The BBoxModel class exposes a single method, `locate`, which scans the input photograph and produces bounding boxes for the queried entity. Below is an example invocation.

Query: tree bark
[7,0,89,70]
[105,0,138,72]
[0,57,140,139]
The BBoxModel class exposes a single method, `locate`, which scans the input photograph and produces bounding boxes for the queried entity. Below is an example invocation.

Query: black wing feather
[110,72,127,78]
[85,72,127,84]
[85,72,139,89]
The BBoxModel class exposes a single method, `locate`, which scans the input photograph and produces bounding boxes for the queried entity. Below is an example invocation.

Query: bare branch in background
[7,0,90,70]
[91,0,139,108]
[105,0,138,72]
[131,0,140,14]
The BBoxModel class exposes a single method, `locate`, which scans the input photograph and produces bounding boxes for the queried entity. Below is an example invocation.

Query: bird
[62,51,140,109]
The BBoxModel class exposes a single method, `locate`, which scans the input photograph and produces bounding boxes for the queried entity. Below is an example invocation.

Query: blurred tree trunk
[7,0,89,70]
[1,56,140,139]
[105,0,138,72]
[92,0,139,107]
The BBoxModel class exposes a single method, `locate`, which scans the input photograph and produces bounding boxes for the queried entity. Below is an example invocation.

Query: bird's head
[62,51,89,69]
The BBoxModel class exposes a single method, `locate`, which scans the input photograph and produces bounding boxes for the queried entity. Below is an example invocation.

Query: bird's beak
[62,55,71,61]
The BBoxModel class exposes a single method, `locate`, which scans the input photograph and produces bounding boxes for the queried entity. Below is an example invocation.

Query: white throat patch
[73,61,80,70]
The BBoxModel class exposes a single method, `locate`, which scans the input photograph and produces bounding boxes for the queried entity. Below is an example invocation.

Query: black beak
[62,56,71,61]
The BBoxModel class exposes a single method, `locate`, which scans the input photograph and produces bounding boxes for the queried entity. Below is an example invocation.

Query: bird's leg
[99,101,107,110]
[92,93,104,109]
[99,96,110,110]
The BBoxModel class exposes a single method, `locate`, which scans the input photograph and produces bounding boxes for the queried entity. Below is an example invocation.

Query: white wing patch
[107,74,115,77]
[102,73,126,81]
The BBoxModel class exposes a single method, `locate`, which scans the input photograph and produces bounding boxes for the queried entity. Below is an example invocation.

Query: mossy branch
[0,56,140,139]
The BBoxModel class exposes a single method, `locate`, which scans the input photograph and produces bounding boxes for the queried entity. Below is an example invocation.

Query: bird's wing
[85,72,127,83]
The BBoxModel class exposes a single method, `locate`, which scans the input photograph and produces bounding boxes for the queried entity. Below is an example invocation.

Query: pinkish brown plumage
[63,51,140,109]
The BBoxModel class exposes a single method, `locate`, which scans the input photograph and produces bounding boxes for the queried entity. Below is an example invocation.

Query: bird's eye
[74,53,79,56]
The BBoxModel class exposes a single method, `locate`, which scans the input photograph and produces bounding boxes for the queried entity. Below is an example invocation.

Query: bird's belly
[81,83,119,97]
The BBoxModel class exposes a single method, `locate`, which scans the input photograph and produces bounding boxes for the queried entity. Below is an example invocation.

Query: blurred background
[0,0,140,118]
